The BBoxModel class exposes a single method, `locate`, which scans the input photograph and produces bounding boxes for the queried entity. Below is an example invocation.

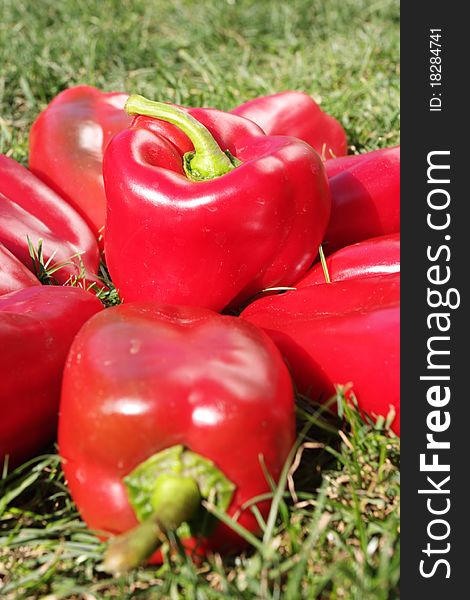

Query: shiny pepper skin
[29,85,132,240]
[28,87,344,246]
[0,286,103,465]
[324,147,400,254]
[0,155,100,285]
[231,91,347,160]
[242,274,400,435]
[296,233,400,287]
[0,244,40,296]
[103,97,331,311]
[59,303,295,555]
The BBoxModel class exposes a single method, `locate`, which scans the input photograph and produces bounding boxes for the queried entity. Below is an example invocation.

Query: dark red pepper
[0,286,103,466]
[0,155,100,285]
[103,95,331,311]
[324,146,400,254]
[29,85,132,240]
[0,244,40,296]
[296,233,400,286]
[231,91,348,160]
[59,303,295,569]
[242,274,400,435]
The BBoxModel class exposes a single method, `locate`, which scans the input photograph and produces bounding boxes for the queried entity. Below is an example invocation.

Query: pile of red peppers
[0,83,399,570]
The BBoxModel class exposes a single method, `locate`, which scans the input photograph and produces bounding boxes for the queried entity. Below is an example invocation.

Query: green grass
[1,397,400,599]
[0,0,400,597]
[0,0,399,163]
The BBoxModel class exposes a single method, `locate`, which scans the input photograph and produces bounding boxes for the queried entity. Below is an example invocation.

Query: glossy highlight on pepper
[231,91,348,159]
[296,233,400,286]
[104,94,331,311]
[242,274,400,435]
[0,155,100,285]
[0,243,40,296]
[324,146,400,253]
[59,303,295,560]
[29,85,132,240]
[0,286,103,465]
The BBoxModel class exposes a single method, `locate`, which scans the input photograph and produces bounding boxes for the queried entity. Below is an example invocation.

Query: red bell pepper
[323,146,400,253]
[103,95,331,311]
[296,233,400,287]
[231,91,348,160]
[242,274,400,435]
[29,85,132,240]
[59,303,295,570]
[0,244,40,296]
[0,286,103,466]
[0,155,100,285]
[28,86,343,242]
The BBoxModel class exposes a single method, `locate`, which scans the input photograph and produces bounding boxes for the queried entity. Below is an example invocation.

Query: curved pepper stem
[102,519,163,574]
[125,94,241,181]
[102,446,236,574]
[103,474,201,574]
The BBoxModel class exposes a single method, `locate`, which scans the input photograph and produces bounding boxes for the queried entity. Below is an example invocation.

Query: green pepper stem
[102,519,163,574]
[102,473,201,574]
[125,94,241,181]
[151,473,201,530]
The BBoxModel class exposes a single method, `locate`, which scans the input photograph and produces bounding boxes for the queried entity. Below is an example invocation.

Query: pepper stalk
[125,95,242,182]
[102,445,235,574]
